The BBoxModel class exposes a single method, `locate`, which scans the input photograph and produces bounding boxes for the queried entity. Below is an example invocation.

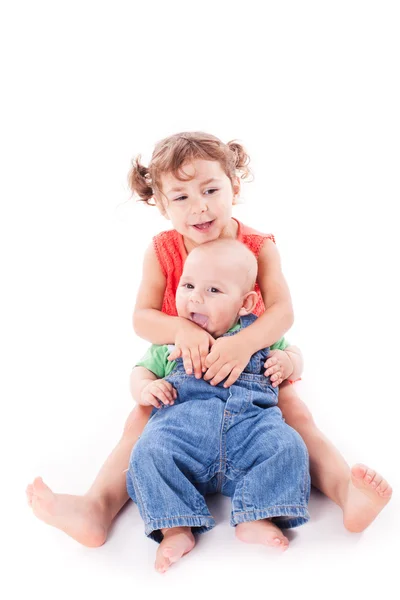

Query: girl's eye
[205,188,218,195]
[174,195,187,202]
[209,287,220,294]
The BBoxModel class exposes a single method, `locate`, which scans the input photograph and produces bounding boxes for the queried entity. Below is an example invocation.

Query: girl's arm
[204,239,294,387]
[133,243,181,344]
[236,239,294,353]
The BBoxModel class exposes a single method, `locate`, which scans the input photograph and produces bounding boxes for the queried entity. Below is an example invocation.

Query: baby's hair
[189,239,258,292]
[128,131,252,206]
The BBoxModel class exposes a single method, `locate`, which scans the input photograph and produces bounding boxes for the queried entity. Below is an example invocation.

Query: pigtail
[227,140,252,180]
[127,155,155,205]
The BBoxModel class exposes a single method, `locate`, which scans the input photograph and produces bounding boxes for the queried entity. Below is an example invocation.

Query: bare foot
[235,519,289,551]
[343,464,392,533]
[26,477,111,547]
[155,527,195,573]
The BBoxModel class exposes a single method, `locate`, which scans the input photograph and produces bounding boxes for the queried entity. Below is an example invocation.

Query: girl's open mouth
[192,220,214,231]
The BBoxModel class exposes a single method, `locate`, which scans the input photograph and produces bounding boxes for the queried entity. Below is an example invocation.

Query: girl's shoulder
[152,228,185,276]
[236,219,276,258]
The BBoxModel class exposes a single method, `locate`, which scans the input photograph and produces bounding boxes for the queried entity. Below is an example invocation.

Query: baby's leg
[155,527,195,574]
[26,404,152,546]
[127,401,218,559]
[278,381,392,532]
[230,407,310,550]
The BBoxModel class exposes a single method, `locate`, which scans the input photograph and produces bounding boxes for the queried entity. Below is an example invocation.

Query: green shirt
[135,324,289,379]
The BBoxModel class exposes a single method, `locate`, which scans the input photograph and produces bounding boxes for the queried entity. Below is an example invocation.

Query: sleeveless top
[153,218,275,317]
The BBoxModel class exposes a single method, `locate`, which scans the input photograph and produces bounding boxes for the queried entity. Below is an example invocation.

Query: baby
[128,238,310,573]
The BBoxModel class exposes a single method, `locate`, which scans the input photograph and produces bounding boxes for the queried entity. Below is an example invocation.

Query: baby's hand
[203,336,252,387]
[141,380,177,409]
[168,318,215,379]
[264,350,293,388]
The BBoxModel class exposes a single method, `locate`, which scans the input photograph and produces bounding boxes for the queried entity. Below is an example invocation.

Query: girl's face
[158,159,240,246]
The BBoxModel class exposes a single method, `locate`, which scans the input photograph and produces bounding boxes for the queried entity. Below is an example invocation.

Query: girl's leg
[26,404,152,547]
[278,381,392,532]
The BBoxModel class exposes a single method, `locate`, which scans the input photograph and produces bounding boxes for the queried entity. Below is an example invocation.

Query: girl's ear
[238,291,258,316]
[232,175,241,204]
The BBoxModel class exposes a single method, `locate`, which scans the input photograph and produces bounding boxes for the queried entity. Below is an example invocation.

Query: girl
[26,132,391,547]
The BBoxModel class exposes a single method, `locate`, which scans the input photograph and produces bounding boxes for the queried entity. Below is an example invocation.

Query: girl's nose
[191,196,208,215]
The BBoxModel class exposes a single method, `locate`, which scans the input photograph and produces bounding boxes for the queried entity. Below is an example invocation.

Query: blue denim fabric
[127,314,310,542]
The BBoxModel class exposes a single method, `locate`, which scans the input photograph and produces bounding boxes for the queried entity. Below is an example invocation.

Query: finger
[160,382,175,399]
[210,363,235,387]
[148,396,161,408]
[199,343,210,372]
[181,349,193,375]
[272,378,283,388]
[203,360,222,381]
[270,371,282,383]
[191,347,202,379]
[223,366,243,388]
[155,390,172,405]
[204,350,220,369]
[168,347,182,361]
[265,364,280,377]
[264,357,277,369]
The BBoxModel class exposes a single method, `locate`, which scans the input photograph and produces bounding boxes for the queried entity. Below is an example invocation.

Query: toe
[364,467,376,484]
[32,477,53,498]
[351,464,368,480]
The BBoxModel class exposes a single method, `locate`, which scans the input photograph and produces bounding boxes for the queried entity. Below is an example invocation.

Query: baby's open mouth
[192,220,214,231]
[190,313,209,328]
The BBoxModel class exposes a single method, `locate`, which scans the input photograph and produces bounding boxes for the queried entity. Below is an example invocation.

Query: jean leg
[127,399,222,542]
[228,407,310,528]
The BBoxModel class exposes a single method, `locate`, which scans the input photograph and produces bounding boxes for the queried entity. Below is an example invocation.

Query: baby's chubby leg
[278,381,392,532]
[26,404,152,546]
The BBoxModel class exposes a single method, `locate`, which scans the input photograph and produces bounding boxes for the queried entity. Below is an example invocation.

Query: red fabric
[153,219,276,317]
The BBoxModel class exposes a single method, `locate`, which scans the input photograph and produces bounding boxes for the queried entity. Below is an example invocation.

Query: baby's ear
[238,291,258,316]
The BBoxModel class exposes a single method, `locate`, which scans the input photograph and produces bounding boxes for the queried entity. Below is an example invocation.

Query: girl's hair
[128,131,251,206]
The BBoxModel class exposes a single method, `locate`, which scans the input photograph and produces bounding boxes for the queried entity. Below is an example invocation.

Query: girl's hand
[203,336,252,388]
[264,349,294,388]
[141,380,177,409]
[168,319,215,378]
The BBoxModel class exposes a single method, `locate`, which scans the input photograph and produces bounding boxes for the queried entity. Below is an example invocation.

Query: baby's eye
[183,283,194,289]
[209,287,220,293]
[205,188,218,195]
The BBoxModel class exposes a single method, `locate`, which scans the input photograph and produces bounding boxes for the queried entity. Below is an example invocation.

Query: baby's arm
[264,344,303,388]
[130,366,177,409]
[133,243,214,377]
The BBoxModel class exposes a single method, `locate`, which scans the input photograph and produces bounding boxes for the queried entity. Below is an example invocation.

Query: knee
[278,383,315,430]
[122,404,152,441]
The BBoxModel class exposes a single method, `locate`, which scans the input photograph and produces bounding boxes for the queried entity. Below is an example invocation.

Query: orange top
[153,218,276,317]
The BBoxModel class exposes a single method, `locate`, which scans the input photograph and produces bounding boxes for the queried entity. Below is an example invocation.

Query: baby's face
[175,251,247,338]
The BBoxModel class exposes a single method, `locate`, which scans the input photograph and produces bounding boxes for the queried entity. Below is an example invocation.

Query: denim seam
[231,506,310,527]
[233,504,308,514]
[300,453,310,505]
[130,466,151,523]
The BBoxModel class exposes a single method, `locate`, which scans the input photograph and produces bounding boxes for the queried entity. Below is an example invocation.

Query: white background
[1,1,399,598]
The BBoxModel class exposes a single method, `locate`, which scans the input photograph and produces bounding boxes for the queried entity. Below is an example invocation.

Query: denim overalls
[127,314,310,542]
